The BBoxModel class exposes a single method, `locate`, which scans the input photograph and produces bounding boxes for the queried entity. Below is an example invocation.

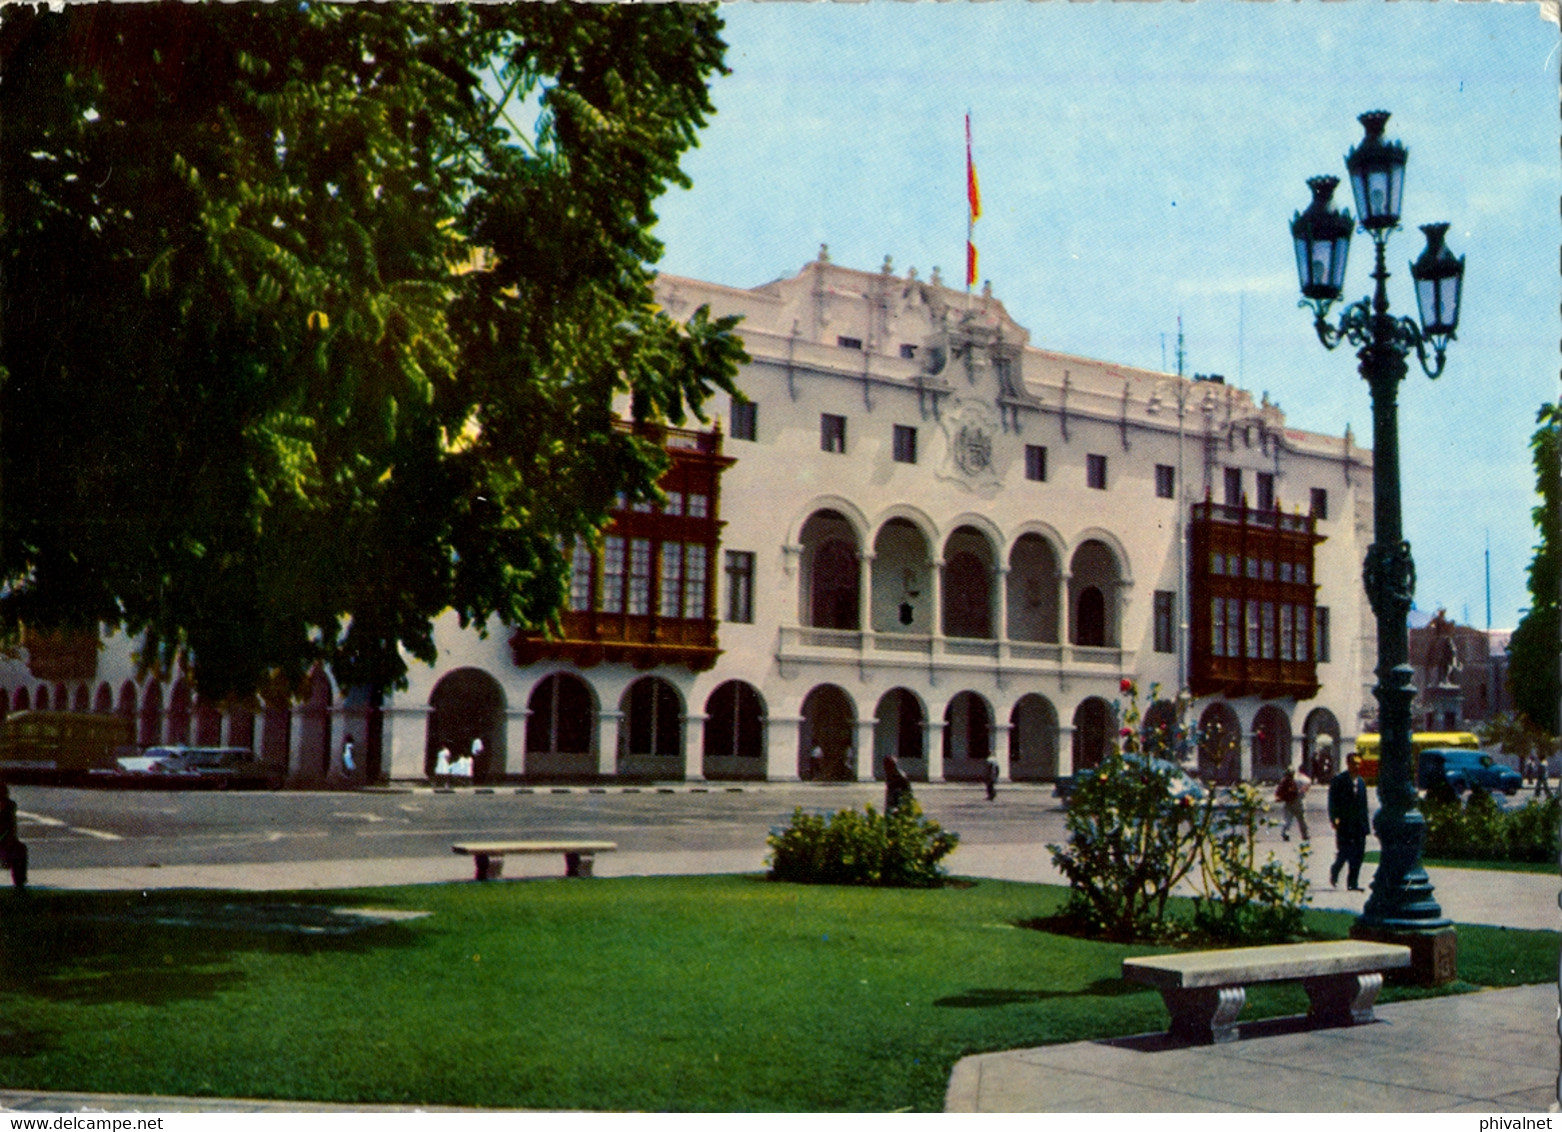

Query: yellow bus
[1352,731,1481,785]
[0,711,135,784]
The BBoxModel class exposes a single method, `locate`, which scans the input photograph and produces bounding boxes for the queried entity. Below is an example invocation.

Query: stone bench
[1122,939,1412,1044]
[452,840,617,881]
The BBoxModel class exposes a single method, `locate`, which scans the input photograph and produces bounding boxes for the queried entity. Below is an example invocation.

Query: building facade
[0,253,1378,787]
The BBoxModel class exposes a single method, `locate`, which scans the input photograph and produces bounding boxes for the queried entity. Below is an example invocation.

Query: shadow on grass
[0,889,425,1011]
[934,977,1150,1009]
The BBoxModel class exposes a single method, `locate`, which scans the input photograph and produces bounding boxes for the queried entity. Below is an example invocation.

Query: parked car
[1055,754,1207,805]
[1417,748,1521,796]
[105,746,283,790]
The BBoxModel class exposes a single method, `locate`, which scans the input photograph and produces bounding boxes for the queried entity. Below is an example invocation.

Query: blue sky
[652,0,1559,634]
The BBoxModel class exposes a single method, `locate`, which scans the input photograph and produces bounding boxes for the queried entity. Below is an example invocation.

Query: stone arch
[873,687,926,781]
[165,681,192,746]
[228,699,257,753]
[139,680,164,746]
[799,684,857,781]
[1069,540,1122,647]
[12,687,28,712]
[94,683,113,714]
[72,684,89,712]
[1072,697,1115,771]
[1252,703,1293,783]
[871,518,932,634]
[1141,699,1180,759]
[427,667,507,783]
[703,681,766,780]
[193,695,223,746]
[299,667,335,781]
[942,526,998,640]
[1009,694,1059,780]
[1007,533,1061,644]
[943,691,994,778]
[1199,702,1243,783]
[619,676,684,775]
[33,686,49,711]
[525,672,597,779]
[116,681,137,723]
[800,510,861,630]
[1302,707,1342,779]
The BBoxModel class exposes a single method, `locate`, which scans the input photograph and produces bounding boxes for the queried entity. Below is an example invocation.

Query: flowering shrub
[1049,680,1311,943]
[766,800,959,887]
[1423,787,1559,863]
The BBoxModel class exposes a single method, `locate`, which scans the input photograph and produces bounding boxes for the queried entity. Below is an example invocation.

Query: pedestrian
[1536,754,1551,798]
[983,757,998,802]
[454,747,475,788]
[470,736,484,780]
[883,755,912,815]
[434,744,452,789]
[809,742,824,781]
[341,736,356,777]
[1276,766,1310,842]
[0,783,27,890]
[1328,752,1370,891]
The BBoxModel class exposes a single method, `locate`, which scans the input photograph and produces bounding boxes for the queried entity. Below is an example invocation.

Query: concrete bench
[452,840,617,881]
[1122,939,1412,1044]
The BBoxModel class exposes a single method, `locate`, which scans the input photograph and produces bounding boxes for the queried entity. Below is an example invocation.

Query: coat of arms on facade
[937,398,1002,493]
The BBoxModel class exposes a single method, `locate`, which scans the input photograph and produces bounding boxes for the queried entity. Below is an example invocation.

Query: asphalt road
[8,781,1077,872]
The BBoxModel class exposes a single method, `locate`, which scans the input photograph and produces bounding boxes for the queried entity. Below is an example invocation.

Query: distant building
[1408,609,1512,730]
[0,252,1379,786]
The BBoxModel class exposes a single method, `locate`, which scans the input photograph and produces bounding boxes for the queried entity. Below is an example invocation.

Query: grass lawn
[1364,851,1557,875]
[0,876,1553,1112]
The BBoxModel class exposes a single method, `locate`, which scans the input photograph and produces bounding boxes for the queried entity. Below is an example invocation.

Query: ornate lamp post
[1290,111,1465,981]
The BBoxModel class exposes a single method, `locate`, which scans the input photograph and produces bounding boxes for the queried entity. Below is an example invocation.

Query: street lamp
[1290,111,1464,981]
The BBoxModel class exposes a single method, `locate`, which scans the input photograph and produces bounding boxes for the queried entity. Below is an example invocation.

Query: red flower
[1119,678,1135,694]
[1119,726,1133,738]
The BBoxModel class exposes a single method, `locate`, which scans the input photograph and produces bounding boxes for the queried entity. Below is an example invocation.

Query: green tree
[0,3,745,701]
[1508,403,1560,734]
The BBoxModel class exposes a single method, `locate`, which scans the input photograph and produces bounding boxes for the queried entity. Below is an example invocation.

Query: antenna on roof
[1176,314,1186,379]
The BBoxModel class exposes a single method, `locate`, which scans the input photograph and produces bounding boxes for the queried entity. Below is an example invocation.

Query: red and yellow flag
[965,113,981,287]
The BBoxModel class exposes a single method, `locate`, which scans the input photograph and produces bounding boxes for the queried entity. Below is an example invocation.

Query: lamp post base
[1349,923,1457,987]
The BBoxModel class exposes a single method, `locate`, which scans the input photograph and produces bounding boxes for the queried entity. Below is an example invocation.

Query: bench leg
[1158,986,1246,1045]
[1304,972,1383,1027]
[564,852,595,878]
[473,854,503,881]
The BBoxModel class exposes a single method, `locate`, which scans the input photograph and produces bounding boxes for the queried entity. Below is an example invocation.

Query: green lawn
[0,876,1552,1111]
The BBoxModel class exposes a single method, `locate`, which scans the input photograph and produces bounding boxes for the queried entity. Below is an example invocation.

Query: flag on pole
[965,113,981,288]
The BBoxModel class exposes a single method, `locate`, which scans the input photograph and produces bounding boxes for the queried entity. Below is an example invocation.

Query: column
[929,558,946,664]
[992,722,1013,781]
[684,713,708,783]
[853,718,876,781]
[767,714,805,782]
[1240,727,1256,782]
[507,708,530,781]
[1057,724,1077,777]
[595,710,623,780]
[1059,570,1073,654]
[857,550,875,644]
[381,701,433,782]
[925,717,948,782]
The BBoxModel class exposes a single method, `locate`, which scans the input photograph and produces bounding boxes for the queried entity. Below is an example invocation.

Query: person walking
[1277,766,1311,842]
[0,783,27,890]
[1328,753,1370,890]
[883,755,912,815]
[433,745,453,789]
[340,736,356,778]
[983,757,998,802]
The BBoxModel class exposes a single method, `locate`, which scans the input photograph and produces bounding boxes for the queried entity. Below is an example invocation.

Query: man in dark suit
[1328,752,1371,890]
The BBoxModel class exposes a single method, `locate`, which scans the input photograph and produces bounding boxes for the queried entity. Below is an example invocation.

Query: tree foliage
[0,3,745,700]
[1508,403,1561,734]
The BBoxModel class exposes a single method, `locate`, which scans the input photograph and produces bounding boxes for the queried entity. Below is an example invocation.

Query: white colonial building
[0,252,1378,788]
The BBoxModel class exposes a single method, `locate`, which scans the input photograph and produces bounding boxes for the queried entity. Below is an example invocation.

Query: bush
[1192,783,1310,944]
[1423,788,1559,863]
[765,801,959,887]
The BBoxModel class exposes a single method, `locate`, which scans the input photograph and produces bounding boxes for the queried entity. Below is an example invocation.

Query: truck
[0,710,135,785]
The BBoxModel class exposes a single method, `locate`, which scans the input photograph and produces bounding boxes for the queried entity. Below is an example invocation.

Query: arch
[1252,704,1293,783]
[871,518,932,634]
[620,676,684,776]
[261,686,292,768]
[1009,694,1059,781]
[427,667,507,783]
[33,686,49,711]
[873,688,926,781]
[940,511,1006,555]
[801,510,862,630]
[1199,702,1243,783]
[299,667,335,780]
[799,684,857,781]
[72,684,89,712]
[1141,700,1180,759]
[1007,533,1061,643]
[94,683,113,714]
[193,696,223,746]
[1072,697,1115,771]
[942,526,997,639]
[703,681,766,780]
[53,683,67,709]
[1068,527,1134,585]
[943,691,994,778]
[12,687,28,712]
[138,681,164,746]
[868,503,939,549]
[166,681,192,746]
[1302,707,1342,779]
[785,496,870,551]
[117,681,137,722]
[524,672,597,779]
[228,699,257,753]
[1069,540,1121,647]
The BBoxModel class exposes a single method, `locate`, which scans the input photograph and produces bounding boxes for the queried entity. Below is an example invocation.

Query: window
[1311,487,1329,520]
[1025,444,1047,482]
[600,537,626,614]
[899,343,917,360]
[687,493,709,519]
[683,544,708,620]
[663,492,683,517]
[1153,591,1175,653]
[1315,606,1331,663]
[1256,471,1276,511]
[1155,464,1175,499]
[658,543,683,618]
[1224,467,1243,507]
[731,399,757,442]
[892,425,917,464]
[821,414,847,454]
[568,538,593,612]
[725,551,755,623]
[836,335,863,350]
[627,538,652,616]
[1086,454,1108,490]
